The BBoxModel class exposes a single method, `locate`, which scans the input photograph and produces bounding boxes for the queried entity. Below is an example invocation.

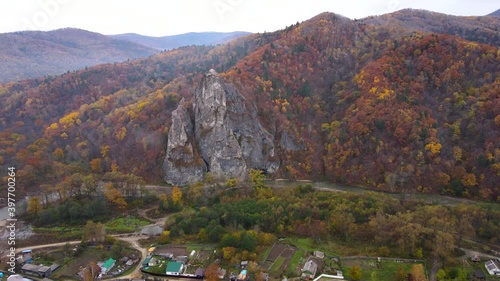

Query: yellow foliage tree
[116,127,127,141]
[90,158,102,173]
[158,230,170,244]
[425,141,442,156]
[222,246,236,261]
[48,123,59,130]
[158,192,168,203]
[171,186,183,205]
[111,162,119,172]
[27,196,42,215]
[59,111,80,125]
[461,173,477,187]
[100,145,110,158]
[104,184,127,209]
[52,148,65,160]
[411,264,427,281]
[453,146,462,161]
[493,114,500,126]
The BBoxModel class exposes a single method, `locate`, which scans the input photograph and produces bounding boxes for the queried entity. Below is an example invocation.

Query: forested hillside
[1,10,499,201]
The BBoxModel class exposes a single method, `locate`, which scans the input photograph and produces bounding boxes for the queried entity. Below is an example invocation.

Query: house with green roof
[101,258,116,275]
[166,261,184,275]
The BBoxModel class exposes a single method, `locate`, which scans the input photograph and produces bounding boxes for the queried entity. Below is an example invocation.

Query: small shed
[7,275,30,281]
[148,257,158,266]
[218,268,227,279]
[237,269,248,281]
[314,251,325,259]
[195,268,205,278]
[174,256,188,264]
[142,256,152,267]
[21,263,52,277]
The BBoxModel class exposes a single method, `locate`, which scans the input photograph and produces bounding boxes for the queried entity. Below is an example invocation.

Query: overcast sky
[0,0,498,36]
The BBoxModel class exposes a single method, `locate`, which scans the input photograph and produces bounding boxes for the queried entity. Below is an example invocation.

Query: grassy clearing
[35,226,82,240]
[105,217,150,233]
[342,259,421,281]
[286,236,381,257]
[186,244,205,252]
[289,250,305,270]
[286,237,316,252]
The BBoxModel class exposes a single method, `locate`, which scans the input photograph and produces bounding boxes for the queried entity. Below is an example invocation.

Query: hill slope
[488,9,500,17]
[110,31,252,50]
[0,28,158,83]
[363,9,500,46]
[1,11,499,201]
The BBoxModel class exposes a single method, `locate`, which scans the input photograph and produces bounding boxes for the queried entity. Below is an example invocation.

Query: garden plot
[262,244,296,275]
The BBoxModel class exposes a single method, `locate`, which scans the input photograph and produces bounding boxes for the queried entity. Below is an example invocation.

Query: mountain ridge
[110,31,252,50]
[0,28,251,83]
[362,8,500,46]
[487,8,500,16]
[0,28,158,83]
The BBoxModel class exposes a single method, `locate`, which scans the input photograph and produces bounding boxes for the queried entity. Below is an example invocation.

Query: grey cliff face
[225,83,279,173]
[163,69,278,186]
[163,99,207,186]
[194,69,247,180]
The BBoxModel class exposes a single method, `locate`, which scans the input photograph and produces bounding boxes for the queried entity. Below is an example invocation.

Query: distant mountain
[488,9,500,17]
[0,28,158,83]
[363,9,500,46]
[110,31,252,50]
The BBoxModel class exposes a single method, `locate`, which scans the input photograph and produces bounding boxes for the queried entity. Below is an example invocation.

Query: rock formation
[163,99,206,186]
[163,69,278,186]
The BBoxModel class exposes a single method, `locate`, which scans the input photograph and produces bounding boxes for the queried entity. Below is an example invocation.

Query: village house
[485,259,500,276]
[99,258,116,275]
[301,260,318,279]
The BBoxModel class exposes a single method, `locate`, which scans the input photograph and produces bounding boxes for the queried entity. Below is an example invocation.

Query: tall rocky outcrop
[163,99,207,186]
[163,69,278,186]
